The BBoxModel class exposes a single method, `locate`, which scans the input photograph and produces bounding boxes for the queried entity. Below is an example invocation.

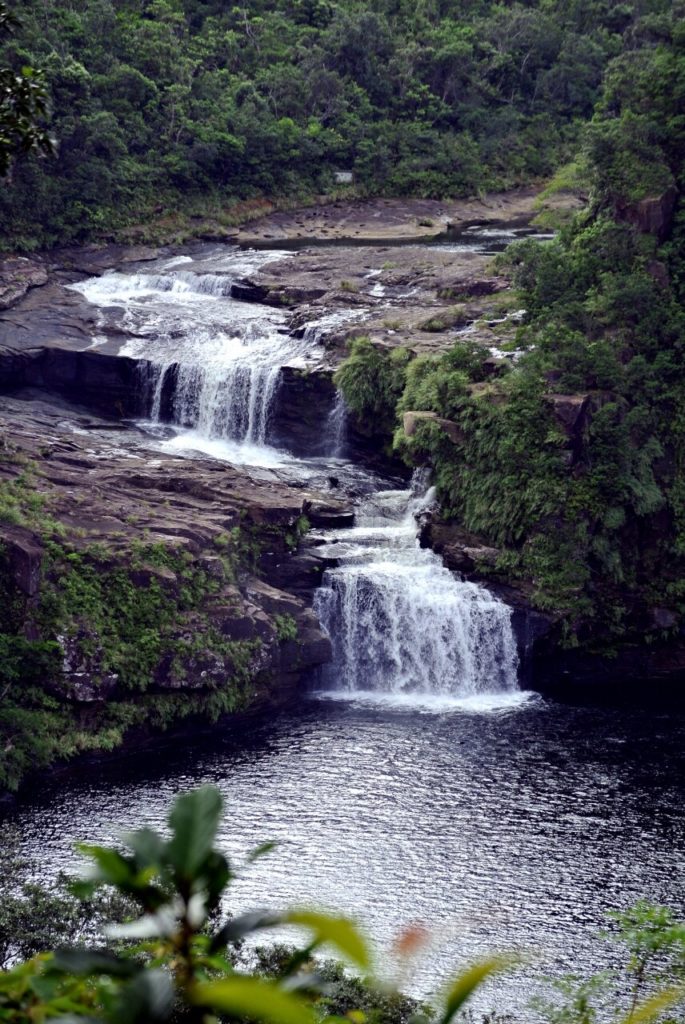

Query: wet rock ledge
[0,395,349,786]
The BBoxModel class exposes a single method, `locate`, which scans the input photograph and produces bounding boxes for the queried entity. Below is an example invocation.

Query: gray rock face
[403,410,464,445]
[0,524,43,596]
[0,256,48,310]
[0,396,344,717]
[616,187,678,241]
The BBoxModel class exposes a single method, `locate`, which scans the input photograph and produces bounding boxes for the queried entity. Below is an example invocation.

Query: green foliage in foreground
[0,0,676,249]
[337,11,685,647]
[1,787,685,1024]
[0,786,511,1023]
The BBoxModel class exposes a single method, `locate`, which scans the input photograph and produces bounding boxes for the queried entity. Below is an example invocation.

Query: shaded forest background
[0,0,676,249]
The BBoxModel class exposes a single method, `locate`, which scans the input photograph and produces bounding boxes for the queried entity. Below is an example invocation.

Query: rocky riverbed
[2,189,681,790]
[0,391,352,723]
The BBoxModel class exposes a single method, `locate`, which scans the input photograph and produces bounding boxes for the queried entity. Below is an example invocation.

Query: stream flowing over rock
[69,250,322,449]
[4,221,684,708]
[63,247,522,703]
[314,473,519,697]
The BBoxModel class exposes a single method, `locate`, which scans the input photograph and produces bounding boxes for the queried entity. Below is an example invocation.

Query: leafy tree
[1,0,676,249]
[337,5,685,646]
[0,1,52,177]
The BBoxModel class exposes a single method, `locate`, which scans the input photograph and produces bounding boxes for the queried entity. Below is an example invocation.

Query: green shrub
[335,338,411,441]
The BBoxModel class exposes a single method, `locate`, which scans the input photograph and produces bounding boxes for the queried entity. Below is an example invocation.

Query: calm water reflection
[6,693,685,1011]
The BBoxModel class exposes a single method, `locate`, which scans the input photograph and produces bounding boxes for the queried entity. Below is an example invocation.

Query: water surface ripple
[9,696,685,1011]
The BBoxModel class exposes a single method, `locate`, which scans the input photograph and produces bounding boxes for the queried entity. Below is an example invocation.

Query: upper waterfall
[70,247,325,449]
[313,474,519,697]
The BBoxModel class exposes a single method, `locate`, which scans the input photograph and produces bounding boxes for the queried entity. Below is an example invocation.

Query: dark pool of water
[6,691,685,1013]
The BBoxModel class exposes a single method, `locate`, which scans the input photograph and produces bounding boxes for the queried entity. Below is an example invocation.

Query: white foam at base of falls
[314,475,519,698]
[159,429,297,469]
[312,689,534,713]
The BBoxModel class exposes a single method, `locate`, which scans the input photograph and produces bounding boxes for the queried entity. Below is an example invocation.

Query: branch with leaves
[0,786,683,1024]
[0,0,54,177]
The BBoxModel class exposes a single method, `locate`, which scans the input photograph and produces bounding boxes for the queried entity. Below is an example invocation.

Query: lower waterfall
[313,475,519,696]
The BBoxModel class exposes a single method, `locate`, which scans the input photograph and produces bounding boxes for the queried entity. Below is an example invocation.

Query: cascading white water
[71,243,520,699]
[75,270,237,298]
[69,248,324,449]
[170,333,284,445]
[326,390,348,458]
[313,473,519,697]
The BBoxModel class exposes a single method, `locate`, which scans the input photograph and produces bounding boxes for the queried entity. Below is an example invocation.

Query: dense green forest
[0,0,677,249]
[337,5,685,649]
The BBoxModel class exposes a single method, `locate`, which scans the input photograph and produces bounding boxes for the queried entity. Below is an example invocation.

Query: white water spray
[314,473,519,697]
[70,249,325,447]
[71,246,521,701]
[326,390,348,458]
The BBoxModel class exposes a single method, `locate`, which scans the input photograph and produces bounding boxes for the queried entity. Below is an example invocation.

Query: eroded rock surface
[0,395,350,715]
[237,188,580,244]
[0,256,48,310]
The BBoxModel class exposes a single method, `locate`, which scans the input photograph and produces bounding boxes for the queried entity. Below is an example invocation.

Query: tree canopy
[0,0,676,249]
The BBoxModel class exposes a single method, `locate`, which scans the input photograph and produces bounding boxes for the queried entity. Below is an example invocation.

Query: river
[5,227,685,1015]
[9,695,685,1012]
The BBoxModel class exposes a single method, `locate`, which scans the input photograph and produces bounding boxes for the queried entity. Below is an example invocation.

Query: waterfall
[313,475,519,697]
[70,255,325,449]
[72,270,236,299]
[326,390,348,458]
[171,355,282,445]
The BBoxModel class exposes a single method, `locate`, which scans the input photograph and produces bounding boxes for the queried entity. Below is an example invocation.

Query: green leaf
[440,957,514,1024]
[284,910,371,970]
[106,905,178,940]
[113,969,174,1024]
[51,949,139,978]
[123,827,166,870]
[77,845,135,886]
[192,975,316,1024]
[167,785,223,877]
[210,911,282,953]
[202,849,231,911]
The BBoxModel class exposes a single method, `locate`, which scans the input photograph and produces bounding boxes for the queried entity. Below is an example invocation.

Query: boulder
[244,579,305,618]
[304,501,354,529]
[436,274,509,300]
[462,545,501,567]
[269,366,338,456]
[54,629,119,702]
[0,257,48,310]
[230,279,271,303]
[646,260,670,288]
[616,186,678,241]
[278,609,333,673]
[0,524,43,596]
[403,410,464,444]
[545,393,589,436]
